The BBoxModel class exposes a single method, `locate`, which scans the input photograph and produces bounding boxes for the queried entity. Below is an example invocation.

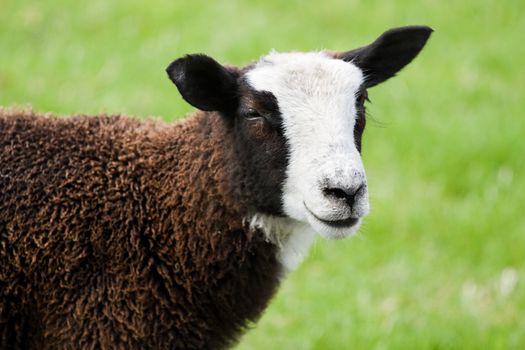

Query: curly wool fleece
[0,108,280,350]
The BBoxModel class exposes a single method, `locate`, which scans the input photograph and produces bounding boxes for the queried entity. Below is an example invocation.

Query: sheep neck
[142,111,283,348]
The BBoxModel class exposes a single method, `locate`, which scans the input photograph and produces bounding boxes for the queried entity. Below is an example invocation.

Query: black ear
[166,54,239,112]
[336,26,433,88]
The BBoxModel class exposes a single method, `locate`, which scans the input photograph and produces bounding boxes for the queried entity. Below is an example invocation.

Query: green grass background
[1,0,524,348]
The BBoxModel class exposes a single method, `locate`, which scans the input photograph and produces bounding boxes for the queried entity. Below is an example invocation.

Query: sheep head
[166,26,432,240]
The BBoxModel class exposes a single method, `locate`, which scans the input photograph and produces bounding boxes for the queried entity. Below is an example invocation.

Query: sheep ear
[166,54,239,112]
[334,26,433,88]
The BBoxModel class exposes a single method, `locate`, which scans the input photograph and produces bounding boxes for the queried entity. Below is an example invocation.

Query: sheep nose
[322,184,364,208]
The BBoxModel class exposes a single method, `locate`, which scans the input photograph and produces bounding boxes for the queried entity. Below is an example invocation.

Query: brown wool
[0,107,280,350]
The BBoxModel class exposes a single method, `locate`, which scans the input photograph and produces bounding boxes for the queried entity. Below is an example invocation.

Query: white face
[247,51,370,239]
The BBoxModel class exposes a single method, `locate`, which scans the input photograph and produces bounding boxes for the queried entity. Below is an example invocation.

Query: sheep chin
[305,213,363,240]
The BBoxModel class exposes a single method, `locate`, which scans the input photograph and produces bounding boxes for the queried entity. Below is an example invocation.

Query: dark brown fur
[0,108,281,349]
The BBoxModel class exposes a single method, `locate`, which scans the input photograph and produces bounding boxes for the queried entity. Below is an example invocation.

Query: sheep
[0,25,432,349]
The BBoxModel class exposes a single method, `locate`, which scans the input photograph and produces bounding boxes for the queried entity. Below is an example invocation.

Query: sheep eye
[244,108,263,120]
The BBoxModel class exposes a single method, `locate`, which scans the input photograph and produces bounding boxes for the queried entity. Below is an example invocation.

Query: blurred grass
[1,0,524,349]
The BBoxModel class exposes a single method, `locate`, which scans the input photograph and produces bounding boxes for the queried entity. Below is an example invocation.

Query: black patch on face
[354,87,367,153]
[166,54,288,215]
[228,79,288,215]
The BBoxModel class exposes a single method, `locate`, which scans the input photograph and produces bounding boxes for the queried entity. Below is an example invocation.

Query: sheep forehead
[247,51,364,104]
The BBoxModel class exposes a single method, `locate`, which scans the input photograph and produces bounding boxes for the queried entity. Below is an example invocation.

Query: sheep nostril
[322,185,364,207]
[323,187,349,200]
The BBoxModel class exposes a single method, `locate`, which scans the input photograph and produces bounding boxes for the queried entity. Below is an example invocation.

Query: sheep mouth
[303,203,359,229]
